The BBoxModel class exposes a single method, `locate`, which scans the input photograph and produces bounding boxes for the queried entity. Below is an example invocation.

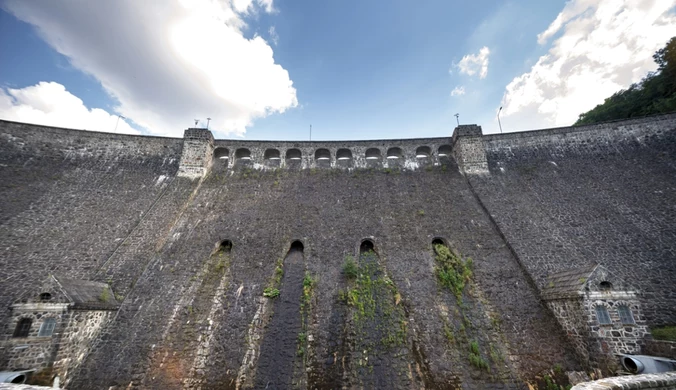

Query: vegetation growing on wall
[575,37,676,125]
[651,326,676,341]
[433,243,473,300]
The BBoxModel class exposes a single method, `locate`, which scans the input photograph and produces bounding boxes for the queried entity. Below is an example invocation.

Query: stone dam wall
[0,114,674,389]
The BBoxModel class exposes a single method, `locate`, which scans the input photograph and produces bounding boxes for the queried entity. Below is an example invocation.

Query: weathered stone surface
[0,113,674,389]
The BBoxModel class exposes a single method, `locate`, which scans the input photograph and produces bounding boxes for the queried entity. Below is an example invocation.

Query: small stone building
[542,264,651,369]
[0,275,119,385]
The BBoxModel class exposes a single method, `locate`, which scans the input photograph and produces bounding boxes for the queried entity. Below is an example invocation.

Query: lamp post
[454,113,460,126]
[206,117,211,129]
[497,106,503,133]
[114,115,125,132]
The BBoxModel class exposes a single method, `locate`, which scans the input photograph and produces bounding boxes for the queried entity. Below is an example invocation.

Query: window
[599,281,612,291]
[416,146,432,159]
[285,148,302,161]
[438,145,452,157]
[314,149,331,161]
[336,149,353,161]
[595,306,612,325]
[386,147,403,160]
[38,318,57,337]
[13,318,32,337]
[264,149,281,160]
[618,305,635,324]
[235,148,251,161]
[39,292,52,301]
[214,147,229,160]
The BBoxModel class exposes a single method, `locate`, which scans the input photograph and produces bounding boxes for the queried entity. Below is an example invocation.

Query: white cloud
[501,0,676,130]
[0,82,138,134]
[450,86,466,97]
[268,26,279,46]
[456,47,490,79]
[2,0,296,138]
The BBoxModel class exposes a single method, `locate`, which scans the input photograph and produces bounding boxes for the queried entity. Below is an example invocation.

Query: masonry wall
[0,114,674,389]
[469,114,676,327]
[71,156,578,389]
[0,119,194,380]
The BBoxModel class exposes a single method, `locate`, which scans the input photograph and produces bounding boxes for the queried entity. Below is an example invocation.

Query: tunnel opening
[290,240,304,252]
[360,239,375,253]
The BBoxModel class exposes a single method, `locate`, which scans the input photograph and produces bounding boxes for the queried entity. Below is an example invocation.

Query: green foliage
[651,326,676,341]
[302,272,316,307]
[99,287,110,303]
[575,37,676,125]
[543,374,566,390]
[443,323,454,344]
[342,255,359,279]
[417,209,425,216]
[297,332,307,356]
[263,287,280,298]
[468,340,489,371]
[433,244,473,299]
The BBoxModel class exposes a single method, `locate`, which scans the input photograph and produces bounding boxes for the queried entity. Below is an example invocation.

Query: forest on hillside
[574,37,676,125]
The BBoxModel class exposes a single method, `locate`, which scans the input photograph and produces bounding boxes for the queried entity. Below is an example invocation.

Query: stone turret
[177,128,214,179]
[451,124,488,174]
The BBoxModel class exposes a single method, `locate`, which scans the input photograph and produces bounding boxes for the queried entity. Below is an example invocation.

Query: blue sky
[0,0,674,140]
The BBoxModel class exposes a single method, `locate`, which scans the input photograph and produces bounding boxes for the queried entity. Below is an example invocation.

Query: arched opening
[438,145,452,157]
[214,147,230,160]
[416,146,432,159]
[595,305,612,324]
[264,149,281,160]
[365,148,382,160]
[218,240,232,253]
[336,149,353,161]
[13,318,32,338]
[315,149,331,161]
[386,147,403,160]
[285,148,302,161]
[599,281,612,291]
[432,238,446,247]
[290,240,304,252]
[360,239,375,253]
[40,292,52,301]
[235,148,251,161]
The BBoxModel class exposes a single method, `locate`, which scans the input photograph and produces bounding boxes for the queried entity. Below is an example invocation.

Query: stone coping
[572,372,676,389]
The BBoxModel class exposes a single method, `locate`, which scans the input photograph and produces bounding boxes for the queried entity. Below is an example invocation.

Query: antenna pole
[454,113,460,126]
[310,124,312,141]
[114,115,125,132]
[206,117,211,129]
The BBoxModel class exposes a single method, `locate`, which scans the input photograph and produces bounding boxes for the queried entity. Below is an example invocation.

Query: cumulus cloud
[456,47,490,79]
[450,86,466,97]
[501,0,676,130]
[0,82,138,134]
[2,0,297,137]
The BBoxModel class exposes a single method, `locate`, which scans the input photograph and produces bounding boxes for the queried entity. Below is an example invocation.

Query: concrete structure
[0,114,674,389]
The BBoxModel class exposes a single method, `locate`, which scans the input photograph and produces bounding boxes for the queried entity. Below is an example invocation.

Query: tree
[574,37,676,125]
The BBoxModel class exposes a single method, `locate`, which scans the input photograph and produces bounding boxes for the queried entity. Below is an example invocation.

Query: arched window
[365,148,381,161]
[13,318,32,338]
[618,305,635,324]
[599,281,612,291]
[386,147,403,160]
[416,146,432,159]
[315,149,331,162]
[264,149,281,161]
[214,147,229,160]
[438,145,452,157]
[235,148,251,161]
[39,292,51,301]
[286,148,302,161]
[336,149,353,161]
[38,318,57,337]
[595,305,612,325]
